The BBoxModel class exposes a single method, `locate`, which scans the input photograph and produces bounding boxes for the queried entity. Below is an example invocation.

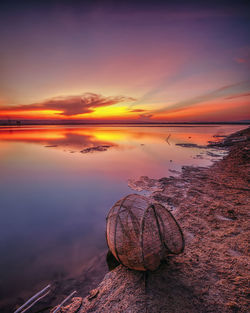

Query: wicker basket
[106,194,184,271]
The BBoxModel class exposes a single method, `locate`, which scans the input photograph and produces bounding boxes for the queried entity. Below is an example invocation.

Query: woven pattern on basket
[106,194,184,271]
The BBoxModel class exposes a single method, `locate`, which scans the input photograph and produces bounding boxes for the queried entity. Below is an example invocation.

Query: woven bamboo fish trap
[106,194,184,271]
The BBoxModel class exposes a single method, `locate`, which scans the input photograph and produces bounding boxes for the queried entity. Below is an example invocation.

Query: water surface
[0,124,246,308]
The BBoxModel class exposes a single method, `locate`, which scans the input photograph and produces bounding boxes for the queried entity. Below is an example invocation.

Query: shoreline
[56,126,249,312]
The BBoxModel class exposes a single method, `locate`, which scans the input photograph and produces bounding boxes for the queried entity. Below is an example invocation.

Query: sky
[0,0,249,123]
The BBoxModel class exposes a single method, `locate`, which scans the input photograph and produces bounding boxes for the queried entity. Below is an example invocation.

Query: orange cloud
[153,81,250,116]
[129,109,146,113]
[225,92,250,100]
[155,97,249,122]
[0,93,136,119]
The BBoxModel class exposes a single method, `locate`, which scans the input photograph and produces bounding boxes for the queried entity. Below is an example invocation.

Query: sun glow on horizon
[0,103,147,121]
[0,109,63,119]
[0,1,249,123]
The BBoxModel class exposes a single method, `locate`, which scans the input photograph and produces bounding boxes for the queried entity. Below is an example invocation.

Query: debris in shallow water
[14,284,51,313]
[207,151,222,157]
[193,154,204,159]
[176,143,207,148]
[80,145,112,153]
[52,291,77,313]
[169,169,181,175]
[51,297,82,313]
[213,135,227,138]
[165,134,171,145]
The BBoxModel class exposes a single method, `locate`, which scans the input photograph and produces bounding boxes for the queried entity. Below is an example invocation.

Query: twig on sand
[14,284,51,313]
[52,291,77,313]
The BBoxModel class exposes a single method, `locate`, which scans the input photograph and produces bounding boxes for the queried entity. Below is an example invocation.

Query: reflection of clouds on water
[43,132,116,153]
[0,127,118,153]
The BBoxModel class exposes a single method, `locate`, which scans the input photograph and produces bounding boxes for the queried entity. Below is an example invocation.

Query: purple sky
[0,1,249,122]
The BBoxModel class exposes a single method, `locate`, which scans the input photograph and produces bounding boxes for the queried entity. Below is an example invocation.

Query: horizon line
[0,120,249,126]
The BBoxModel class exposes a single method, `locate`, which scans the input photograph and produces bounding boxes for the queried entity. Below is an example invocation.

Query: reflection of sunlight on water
[0,124,247,181]
[0,124,247,308]
[0,124,245,151]
[84,129,127,142]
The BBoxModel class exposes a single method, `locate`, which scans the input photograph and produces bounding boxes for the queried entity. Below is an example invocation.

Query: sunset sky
[0,0,249,122]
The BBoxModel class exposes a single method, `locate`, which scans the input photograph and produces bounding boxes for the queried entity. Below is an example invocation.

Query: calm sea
[0,124,246,309]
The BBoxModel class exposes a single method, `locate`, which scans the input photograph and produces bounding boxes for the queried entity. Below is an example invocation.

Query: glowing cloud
[153,81,250,115]
[0,93,136,119]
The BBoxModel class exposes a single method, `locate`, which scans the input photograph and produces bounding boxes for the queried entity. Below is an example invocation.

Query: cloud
[225,92,250,100]
[0,93,136,117]
[138,113,154,120]
[129,108,154,119]
[153,81,250,115]
[235,47,250,65]
[129,109,146,113]
[130,63,197,109]
[236,58,248,64]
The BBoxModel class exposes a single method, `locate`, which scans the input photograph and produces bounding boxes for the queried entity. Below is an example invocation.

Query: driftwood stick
[20,290,51,313]
[166,134,171,145]
[14,284,51,313]
[52,291,77,313]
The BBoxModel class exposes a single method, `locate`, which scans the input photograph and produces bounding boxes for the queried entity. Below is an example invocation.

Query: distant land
[0,120,250,126]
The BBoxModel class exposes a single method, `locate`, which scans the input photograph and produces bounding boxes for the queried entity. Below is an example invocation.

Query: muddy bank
[54,126,249,313]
